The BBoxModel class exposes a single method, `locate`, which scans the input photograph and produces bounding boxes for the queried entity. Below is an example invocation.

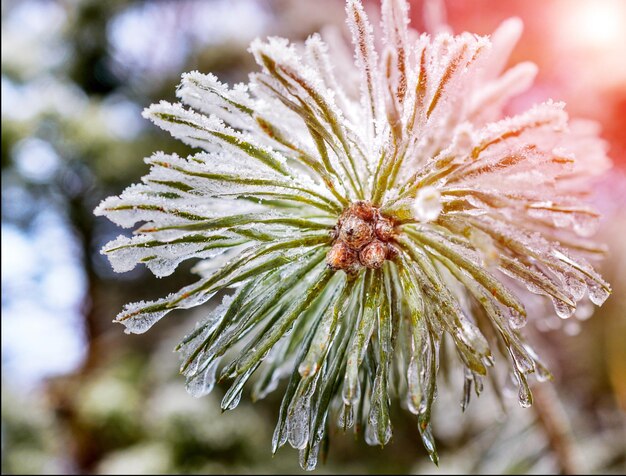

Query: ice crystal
[96,0,611,469]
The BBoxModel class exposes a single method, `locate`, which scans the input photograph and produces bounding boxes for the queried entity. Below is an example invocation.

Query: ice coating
[95,0,612,470]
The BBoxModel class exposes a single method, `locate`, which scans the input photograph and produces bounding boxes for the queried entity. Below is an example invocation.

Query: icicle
[516,373,533,408]
[338,403,355,430]
[418,418,439,465]
[185,358,221,398]
[287,393,313,450]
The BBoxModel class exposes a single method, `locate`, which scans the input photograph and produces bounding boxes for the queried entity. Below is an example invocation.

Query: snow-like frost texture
[96,0,612,470]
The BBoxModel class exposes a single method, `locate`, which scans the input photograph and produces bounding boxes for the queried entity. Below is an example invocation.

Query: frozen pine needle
[95,0,611,469]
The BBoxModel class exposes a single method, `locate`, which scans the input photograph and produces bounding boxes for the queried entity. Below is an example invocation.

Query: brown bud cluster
[326,201,397,273]
[339,215,373,249]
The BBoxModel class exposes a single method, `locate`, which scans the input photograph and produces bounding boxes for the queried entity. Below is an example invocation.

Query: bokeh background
[2,0,625,474]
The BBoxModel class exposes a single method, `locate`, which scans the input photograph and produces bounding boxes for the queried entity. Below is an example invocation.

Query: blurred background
[1,0,625,473]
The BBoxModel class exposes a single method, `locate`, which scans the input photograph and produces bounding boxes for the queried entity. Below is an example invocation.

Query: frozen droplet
[298,361,319,378]
[271,419,289,454]
[364,420,378,446]
[117,306,170,335]
[365,411,392,446]
[406,357,421,415]
[287,395,311,450]
[461,375,472,412]
[563,273,586,301]
[221,365,256,411]
[412,186,442,222]
[418,419,438,465]
[337,404,354,430]
[222,387,243,411]
[299,441,319,471]
[509,346,535,375]
[534,362,553,382]
[551,297,576,320]
[341,377,361,406]
[366,385,392,446]
[185,358,220,398]
[517,380,533,408]
[507,308,527,329]
[588,281,610,306]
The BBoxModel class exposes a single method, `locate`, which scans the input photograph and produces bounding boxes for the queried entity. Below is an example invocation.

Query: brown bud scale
[339,215,374,249]
[326,241,358,272]
[375,216,395,241]
[326,201,397,272]
[359,240,388,269]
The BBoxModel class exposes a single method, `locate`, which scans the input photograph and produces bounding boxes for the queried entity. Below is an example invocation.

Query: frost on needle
[95,0,611,469]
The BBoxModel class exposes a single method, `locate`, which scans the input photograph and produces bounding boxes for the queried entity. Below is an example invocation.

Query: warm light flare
[561,0,626,49]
